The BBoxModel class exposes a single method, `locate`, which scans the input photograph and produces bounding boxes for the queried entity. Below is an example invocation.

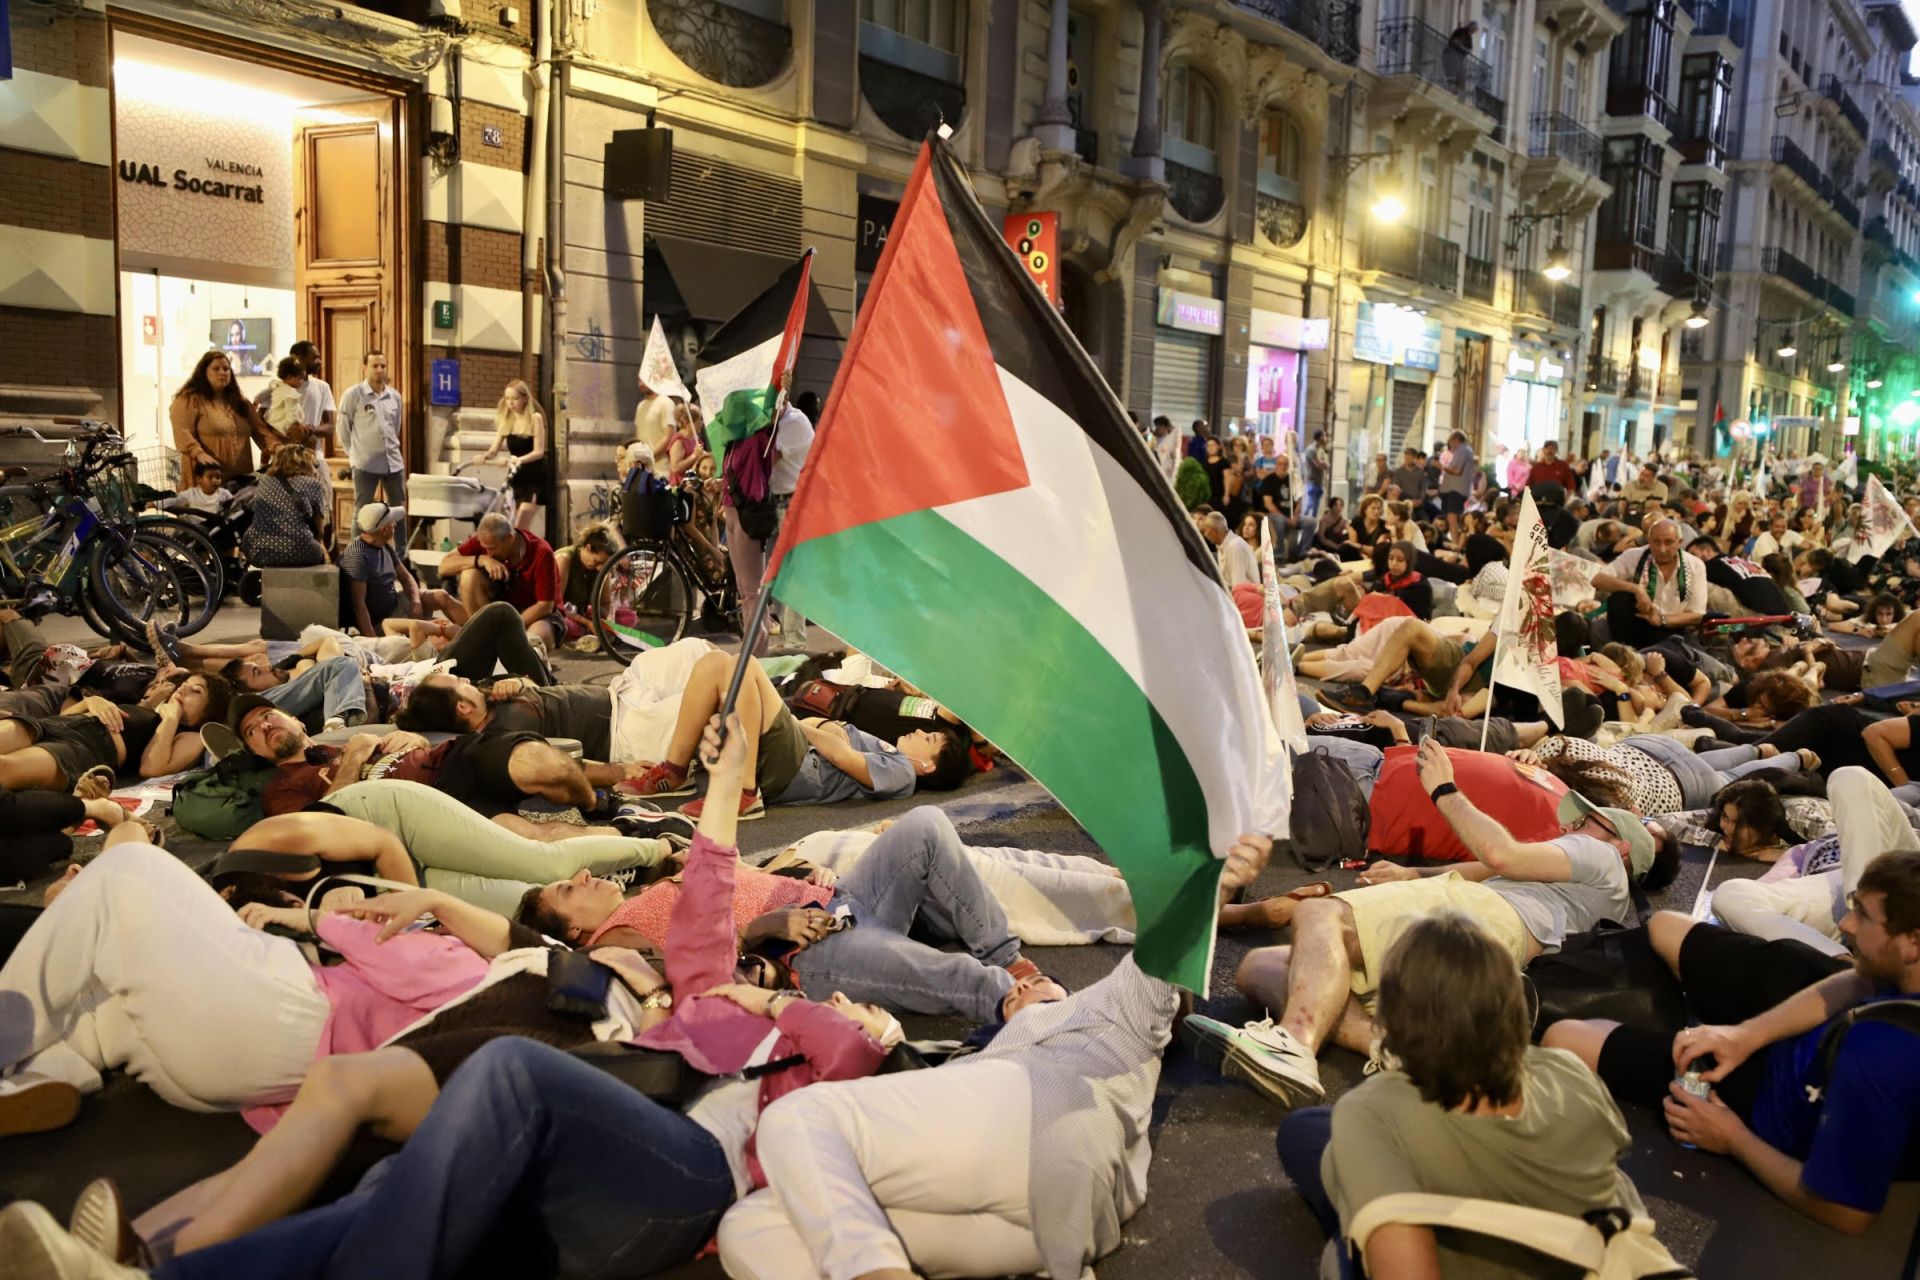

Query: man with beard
[1544,848,1920,1234]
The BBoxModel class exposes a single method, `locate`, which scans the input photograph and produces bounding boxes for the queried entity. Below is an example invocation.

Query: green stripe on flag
[605,619,669,649]
[774,507,1222,989]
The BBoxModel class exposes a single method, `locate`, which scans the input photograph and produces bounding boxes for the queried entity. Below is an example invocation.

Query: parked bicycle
[0,423,211,645]
[590,474,739,661]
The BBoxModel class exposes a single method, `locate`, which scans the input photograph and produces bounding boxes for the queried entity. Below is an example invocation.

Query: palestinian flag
[766,140,1288,989]
[695,249,812,471]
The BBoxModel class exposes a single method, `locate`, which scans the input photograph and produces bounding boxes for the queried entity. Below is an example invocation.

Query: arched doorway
[1061,260,1124,393]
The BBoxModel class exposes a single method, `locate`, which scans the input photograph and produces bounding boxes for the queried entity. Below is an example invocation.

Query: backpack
[170,753,276,839]
[1283,746,1370,871]
[620,466,681,543]
[1806,998,1920,1103]
[1347,1195,1692,1280]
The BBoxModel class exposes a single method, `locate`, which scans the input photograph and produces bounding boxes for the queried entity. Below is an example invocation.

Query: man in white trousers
[1712,765,1920,957]
[715,831,1271,1280]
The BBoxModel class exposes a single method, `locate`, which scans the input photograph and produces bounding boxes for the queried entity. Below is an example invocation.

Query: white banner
[639,316,691,403]
[1259,535,1308,751]
[1491,488,1564,727]
[1849,473,1917,564]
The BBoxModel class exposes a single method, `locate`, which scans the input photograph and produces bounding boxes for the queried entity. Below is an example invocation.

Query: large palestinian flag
[695,249,812,471]
[766,140,1289,989]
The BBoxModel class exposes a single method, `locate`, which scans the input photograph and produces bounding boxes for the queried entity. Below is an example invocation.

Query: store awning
[644,235,843,341]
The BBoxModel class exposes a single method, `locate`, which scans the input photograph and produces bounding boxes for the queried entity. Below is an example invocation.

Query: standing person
[1303,429,1330,519]
[633,370,677,476]
[170,350,285,489]
[284,340,339,512]
[338,351,407,547]
[1276,913,1647,1280]
[1260,454,1303,559]
[769,396,815,643]
[1389,446,1429,513]
[1438,429,1474,538]
[1527,439,1576,490]
[477,379,549,531]
[1201,437,1231,508]
[1504,444,1532,493]
[1150,415,1180,486]
[1186,417,1214,463]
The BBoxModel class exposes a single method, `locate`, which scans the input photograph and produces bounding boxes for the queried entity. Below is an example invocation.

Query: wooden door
[294,100,402,467]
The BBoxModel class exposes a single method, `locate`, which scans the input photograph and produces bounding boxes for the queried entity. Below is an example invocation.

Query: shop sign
[1249,308,1305,349]
[117,158,266,204]
[1353,301,1442,368]
[1773,415,1819,432]
[1157,288,1224,335]
[1844,415,1861,436]
[430,359,461,407]
[1301,318,1329,350]
[1505,350,1567,383]
[1004,213,1061,307]
[855,193,899,274]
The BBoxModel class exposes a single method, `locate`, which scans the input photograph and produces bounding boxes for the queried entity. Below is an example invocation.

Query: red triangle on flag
[767,144,1029,578]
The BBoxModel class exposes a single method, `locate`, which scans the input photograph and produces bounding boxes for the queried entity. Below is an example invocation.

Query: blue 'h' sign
[430,359,460,406]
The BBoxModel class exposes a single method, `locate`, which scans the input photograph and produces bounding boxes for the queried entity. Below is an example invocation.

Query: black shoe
[1374,687,1414,712]
[1316,681,1376,713]
[1561,687,1604,740]
[613,808,696,848]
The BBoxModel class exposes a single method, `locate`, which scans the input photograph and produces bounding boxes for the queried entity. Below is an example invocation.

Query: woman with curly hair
[243,444,330,568]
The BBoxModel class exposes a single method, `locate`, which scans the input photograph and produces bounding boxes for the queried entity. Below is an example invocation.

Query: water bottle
[1674,1069,1712,1148]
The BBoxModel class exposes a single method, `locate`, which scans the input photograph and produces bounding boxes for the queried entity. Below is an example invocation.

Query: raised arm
[663,713,750,993]
[1415,740,1572,882]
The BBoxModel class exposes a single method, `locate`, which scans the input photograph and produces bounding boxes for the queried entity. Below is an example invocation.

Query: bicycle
[590,475,739,662]
[0,424,204,645]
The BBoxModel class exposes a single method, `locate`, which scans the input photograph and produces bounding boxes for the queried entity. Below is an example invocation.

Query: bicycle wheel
[137,516,228,621]
[592,541,692,664]
[84,535,197,647]
[129,522,223,636]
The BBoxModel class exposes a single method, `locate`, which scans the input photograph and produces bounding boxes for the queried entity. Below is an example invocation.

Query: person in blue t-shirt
[1545,851,1920,1234]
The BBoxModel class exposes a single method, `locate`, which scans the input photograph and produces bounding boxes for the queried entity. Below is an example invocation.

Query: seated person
[1363,540,1432,619]
[436,510,556,631]
[1278,912,1647,1280]
[608,649,969,817]
[1307,616,1488,717]
[520,800,1037,1021]
[1543,877,1920,1236]
[1590,519,1708,648]
[0,674,228,790]
[336,502,455,637]
[1194,739,1674,1108]
[160,460,233,516]
[242,444,329,569]
[531,523,619,651]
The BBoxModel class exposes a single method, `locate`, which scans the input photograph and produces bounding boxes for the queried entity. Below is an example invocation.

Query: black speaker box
[605,128,673,202]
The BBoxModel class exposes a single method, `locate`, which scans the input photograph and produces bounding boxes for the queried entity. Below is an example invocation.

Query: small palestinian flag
[695,250,812,471]
[765,139,1289,989]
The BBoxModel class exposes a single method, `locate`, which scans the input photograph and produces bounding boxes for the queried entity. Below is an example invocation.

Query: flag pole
[1477,626,1503,752]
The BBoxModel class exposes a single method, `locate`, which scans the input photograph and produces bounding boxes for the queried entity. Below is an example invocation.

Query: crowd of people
[3,401,1920,1280]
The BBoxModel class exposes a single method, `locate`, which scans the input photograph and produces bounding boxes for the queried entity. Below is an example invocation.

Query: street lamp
[1869,377,1885,388]
[1828,360,1847,373]
[1542,238,1573,282]
[1684,295,1711,329]
[1777,343,1798,358]
[1370,189,1407,223]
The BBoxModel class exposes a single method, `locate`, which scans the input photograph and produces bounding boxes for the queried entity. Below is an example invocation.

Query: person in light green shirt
[1278,911,1647,1280]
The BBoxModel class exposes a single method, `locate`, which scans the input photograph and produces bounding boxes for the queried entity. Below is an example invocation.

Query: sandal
[71,765,115,800]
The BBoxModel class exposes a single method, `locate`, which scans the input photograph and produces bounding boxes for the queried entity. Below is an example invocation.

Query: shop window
[1164,64,1225,223]
[649,0,792,89]
[860,0,967,139]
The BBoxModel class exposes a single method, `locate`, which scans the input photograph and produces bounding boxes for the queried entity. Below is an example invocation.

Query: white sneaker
[0,1200,142,1277]
[1183,1014,1325,1108]
[1650,691,1687,733]
[321,717,346,734]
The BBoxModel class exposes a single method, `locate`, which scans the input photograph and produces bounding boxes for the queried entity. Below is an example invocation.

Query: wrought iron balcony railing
[1528,112,1603,175]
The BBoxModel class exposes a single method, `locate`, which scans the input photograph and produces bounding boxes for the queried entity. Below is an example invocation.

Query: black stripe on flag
[696,255,813,371]
[926,140,1219,586]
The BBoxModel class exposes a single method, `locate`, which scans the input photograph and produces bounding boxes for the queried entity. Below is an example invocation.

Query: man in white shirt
[633,372,677,477]
[337,351,407,544]
[769,400,815,640]
[1591,518,1709,646]
[1151,415,1180,487]
[1200,511,1258,590]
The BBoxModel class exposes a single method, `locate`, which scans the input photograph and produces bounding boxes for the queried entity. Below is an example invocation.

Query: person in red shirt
[1366,744,1583,862]
[1526,440,1577,491]
[436,512,558,630]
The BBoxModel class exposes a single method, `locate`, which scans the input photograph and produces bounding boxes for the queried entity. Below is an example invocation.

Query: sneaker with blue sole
[1181,1014,1326,1108]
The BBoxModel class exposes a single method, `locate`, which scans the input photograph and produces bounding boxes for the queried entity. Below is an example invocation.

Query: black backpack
[1283,746,1371,871]
[1806,999,1920,1103]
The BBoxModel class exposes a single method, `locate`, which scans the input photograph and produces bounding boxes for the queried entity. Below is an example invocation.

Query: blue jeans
[792,806,1020,1021]
[157,1038,735,1280]
[264,654,366,726]
[1620,734,1801,810]
[352,468,407,546]
[1303,484,1323,520]
[1277,1107,1358,1279]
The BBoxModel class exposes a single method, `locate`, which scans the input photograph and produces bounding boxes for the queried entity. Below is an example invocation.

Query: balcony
[1900,178,1920,209]
[1870,141,1899,192]
[1362,225,1461,293]
[1831,185,1861,229]
[1463,254,1495,302]
[1826,279,1856,317]
[1672,111,1729,168]
[1540,0,1626,46]
[1514,268,1583,328]
[1771,136,1831,201]
[1654,243,1708,296]
[1864,216,1894,264]
[1762,246,1824,299]
[1369,18,1498,151]
[1232,0,1362,65]
[1594,236,1660,283]
[1586,355,1622,393]
[1520,112,1613,213]
[1820,74,1869,144]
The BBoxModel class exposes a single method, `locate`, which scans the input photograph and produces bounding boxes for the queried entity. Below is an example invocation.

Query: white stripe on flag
[1489,488,1564,727]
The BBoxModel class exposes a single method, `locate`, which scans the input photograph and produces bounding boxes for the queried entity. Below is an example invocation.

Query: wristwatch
[640,987,673,1011]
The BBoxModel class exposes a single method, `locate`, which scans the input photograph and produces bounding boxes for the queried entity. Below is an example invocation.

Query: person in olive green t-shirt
[1277,912,1647,1280]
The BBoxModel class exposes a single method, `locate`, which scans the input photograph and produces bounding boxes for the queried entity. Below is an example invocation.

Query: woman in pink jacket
[69,713,895,1275]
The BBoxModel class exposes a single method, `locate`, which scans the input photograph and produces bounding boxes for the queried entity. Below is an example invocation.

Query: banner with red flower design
[1491,488,1564,728]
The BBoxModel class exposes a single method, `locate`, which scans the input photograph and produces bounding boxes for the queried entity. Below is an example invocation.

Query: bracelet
[1428,782,1459,803]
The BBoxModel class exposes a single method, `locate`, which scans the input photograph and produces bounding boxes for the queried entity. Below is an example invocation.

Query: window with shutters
[859,0,968,139]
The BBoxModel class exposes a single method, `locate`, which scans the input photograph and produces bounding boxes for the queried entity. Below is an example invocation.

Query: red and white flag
[1490,488,1563,727]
